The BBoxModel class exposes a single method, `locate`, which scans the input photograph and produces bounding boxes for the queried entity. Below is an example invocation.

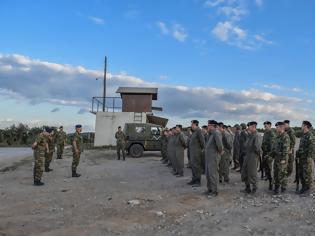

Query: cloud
[156,21,188,42]
[205,0,273,50]
[0,54,312,126]
[51,108,60,113]
[255,0,263,7]
[88,16,105,25]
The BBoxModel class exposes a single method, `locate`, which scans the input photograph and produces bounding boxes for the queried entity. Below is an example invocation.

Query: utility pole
[103,56,107,112]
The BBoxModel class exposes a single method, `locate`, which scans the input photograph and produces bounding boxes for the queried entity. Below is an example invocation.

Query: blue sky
[0,0,314,131]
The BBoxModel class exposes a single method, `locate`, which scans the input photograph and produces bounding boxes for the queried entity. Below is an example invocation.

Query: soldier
[166,128,174,167]
[167,128,177,174]
[239,123,248,172]
[186,128,192,168]
[201,125,208,174]
[174,125,186,177]
[72,124,83,177]
[233,124,241,170]
[188,120,205,187]
[296,121,315,194]
[56,126,67,159]
[241,121,261,194]
[218,124,233,183]
[284,120,296,177]
[32,127,49,186]
[272,122,290,194]
[160,129,169,164]
[262,121,276,190]
[45,129,55,172]
[115,126,126,161]
[204,120,223,196]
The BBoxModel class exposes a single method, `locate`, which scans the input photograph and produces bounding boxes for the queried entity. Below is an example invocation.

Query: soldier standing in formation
[204,120,223,196]
[261,121,276,190]
[272,122,290,194]
[284,120,296,177]
[32,127,50,186]
[115,126,126,161]
[241,121,261,194]
[160,129,169,164]
[187,120,205,187]
[218,124,233,183]
[186,128,192,168]
[56,126,67,159]
[239,123,248,172]
[72,124,83,177]
[174,125,186,177]
[232,124,241,170]
[45,130,55,172]
[296,121,315,194]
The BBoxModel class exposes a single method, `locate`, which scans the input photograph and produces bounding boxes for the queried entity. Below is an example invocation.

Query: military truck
[124,123,162,158]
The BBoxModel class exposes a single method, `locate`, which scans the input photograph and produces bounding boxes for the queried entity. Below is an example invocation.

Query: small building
[93,87,168,147]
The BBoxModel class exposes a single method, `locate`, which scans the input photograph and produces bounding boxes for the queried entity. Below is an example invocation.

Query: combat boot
[268,180,273,191]
[72,170,81,178]
[192,180,201,187]
[240,184,251,194]
[299,186,310,194]
[34,180,44,186]
[45,166,53,172]
[187,180,195,185]
[281,187,286,193]
[251,186,257,195]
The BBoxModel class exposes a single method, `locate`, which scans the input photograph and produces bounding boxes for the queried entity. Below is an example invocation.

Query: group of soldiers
[159,119,315,196]
[32,125,82,186]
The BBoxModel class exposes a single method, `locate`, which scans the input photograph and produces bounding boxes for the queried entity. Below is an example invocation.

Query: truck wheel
[130,144,144,158]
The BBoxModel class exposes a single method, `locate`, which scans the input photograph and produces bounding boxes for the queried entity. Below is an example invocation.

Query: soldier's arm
[215,132,223,154]
[198,130,205,149]
[254,134,262,156]
[281,136,290,161]
[73,136,78,153]
[180,133,186,148]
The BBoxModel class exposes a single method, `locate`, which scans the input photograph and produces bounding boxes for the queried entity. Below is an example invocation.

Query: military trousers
[34,150,45,181]
[273,159,288,188]
[299,158,313,188]
[116,143,126,160]
[219,153,230,182]
[241,155,258,188]
[287,152,294,177]
[45,152,54,168]
[57,143,64,159]
[72,152,81,172]
[205,154,221,192]
[190,152,203,182]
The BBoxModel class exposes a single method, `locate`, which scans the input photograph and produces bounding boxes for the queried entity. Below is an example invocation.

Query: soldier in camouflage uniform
[204,120,223,196]
[201,125,208,175]
[232,124,241,170]
[284,120,296,177]
[262,121,276,190]
[296,121,315,194]
[239,123,248,172]
[56,126,67,159]
[45,130,55,172]
[241,121,261,194]
[115,126,126,161]
[187,120,205,187]
[72,124,83,177]
[32,127,50,186]
[272,122,290,194]
[218,123,233,183]
[174,125,187,177]
[160,129,169,164]
[186,128,192,168]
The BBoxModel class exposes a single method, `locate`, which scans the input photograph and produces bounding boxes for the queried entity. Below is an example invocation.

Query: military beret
[44,127,52,133]
[59,126,63,129]
[75,124,82,129]
[240,123,247,129]
[248,121,258,126]
[202,125,207,129]
[234,124,240,128]
[303,121,312,128]
[223,125,228,129]
[208,120,217,125]
[176,124,182,129]
[284,120,290,124]
[191,120,199,125]
[275,121,285,126]
[173,126,176,129]
[217,122,224,127]
[118,126,121,129]
[263,121,271,125]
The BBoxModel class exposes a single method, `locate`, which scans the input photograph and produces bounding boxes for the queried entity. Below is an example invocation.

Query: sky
[0,0,315,132]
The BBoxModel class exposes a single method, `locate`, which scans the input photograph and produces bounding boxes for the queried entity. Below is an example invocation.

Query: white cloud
[88,16,105,25]
[219,6,247,21]
[156,22,188,42]
[204,0,226,8]
[255,0,263,7]
[0,54,312,126]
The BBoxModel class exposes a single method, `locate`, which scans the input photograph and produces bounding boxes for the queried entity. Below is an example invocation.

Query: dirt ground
[1,149,315,236]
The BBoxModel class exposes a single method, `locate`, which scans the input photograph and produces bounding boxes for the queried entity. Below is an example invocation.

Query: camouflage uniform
[160,133,168,161]
[33,133,47,182]
[285,127,296,177]
[72,131,83,173]
[233,130,241,169]
[45,135,55,171]
[174,132,187,176]
[241,131,261,191]
[189,128,205,184]
[205,129,223,193]
[297,130,315,190]
[115,131,126,160]
[272,132,290,191]
[219,130,233,182]
[239,129,248,170]
[56,130,67,159]
[262,129,276,188]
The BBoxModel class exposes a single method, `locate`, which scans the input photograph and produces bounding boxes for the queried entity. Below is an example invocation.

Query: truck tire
[130,144,144,158]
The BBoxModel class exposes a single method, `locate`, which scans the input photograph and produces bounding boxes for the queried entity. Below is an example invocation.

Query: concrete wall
[94,112,146,146]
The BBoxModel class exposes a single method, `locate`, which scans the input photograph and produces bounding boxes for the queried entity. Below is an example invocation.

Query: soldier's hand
[280,160,286,164]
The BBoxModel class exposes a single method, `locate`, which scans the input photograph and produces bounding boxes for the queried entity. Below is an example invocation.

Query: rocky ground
[1,149,315,236]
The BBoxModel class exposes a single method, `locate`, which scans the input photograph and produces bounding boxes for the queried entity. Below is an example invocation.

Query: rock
[156,211,165,217]
[127,199,140,206]
[107,196,112,201]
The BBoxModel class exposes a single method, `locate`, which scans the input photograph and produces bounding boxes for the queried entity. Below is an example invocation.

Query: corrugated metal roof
[116,87,158,100]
